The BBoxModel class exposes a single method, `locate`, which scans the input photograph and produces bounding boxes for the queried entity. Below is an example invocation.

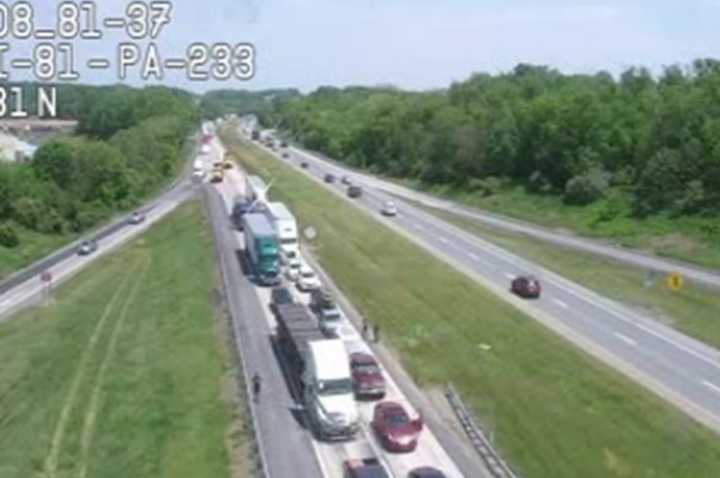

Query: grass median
[411,205,720,351]
[0,200,250,478]
[223,131,720,478]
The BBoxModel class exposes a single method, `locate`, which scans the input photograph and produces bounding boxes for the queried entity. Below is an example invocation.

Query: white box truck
[267,202,299,260]
[275,303,359,440]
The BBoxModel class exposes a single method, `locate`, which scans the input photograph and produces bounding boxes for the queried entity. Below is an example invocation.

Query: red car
[350,352,386,399]
[511,275,541,298]
[372,401,423,452]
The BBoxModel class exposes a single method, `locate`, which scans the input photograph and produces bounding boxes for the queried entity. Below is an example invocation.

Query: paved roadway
[285,143,720,290]
[242,126,720,435]
[211,139,480,477]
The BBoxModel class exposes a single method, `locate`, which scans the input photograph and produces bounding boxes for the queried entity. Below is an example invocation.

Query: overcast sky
[12,0,720,93]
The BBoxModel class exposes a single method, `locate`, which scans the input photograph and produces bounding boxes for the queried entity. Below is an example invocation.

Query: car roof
[376,400,406,415]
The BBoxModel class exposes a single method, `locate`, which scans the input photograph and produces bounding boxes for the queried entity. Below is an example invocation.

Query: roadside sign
[666,272,684,292]
[304,226,317,241]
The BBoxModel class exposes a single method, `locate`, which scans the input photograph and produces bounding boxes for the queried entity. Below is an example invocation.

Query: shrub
[564,168,610,205]
[0,222,19,248]
[527,171,553,194]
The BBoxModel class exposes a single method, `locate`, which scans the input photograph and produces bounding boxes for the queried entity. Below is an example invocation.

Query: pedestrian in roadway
[373,324,380,343]
[252,372,262,401]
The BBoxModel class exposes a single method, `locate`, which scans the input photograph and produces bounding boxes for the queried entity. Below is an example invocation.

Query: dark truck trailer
[275,303,324,380]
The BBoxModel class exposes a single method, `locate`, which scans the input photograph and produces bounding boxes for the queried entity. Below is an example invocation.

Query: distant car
[297,264,321,291]
[270,286,295,314]
[77,239,98,256]
[407,467,447,478]
[280,141,288,148]
[372,401,423,453]
[350,352,386,399]
[300,161,309,169]
[223,160,234,169]
[284,258,302,282]
[347,185,363,198]
[381,201,397,216]
[511,275,542,299]
[282,152,290,158]
[231,200,251,229]
[128,211,145,225]
[324,173,336,183]
[341,175,352,185]
[343,458,390,478]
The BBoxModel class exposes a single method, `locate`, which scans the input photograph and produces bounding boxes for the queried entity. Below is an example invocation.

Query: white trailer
[267,202,299,260]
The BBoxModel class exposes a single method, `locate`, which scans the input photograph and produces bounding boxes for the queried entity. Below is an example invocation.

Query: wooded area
[0,84,198,248]
[254,61,720,223]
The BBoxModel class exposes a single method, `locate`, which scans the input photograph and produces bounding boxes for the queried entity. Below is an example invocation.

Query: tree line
[222,61,720,222]
[0,84,198,248]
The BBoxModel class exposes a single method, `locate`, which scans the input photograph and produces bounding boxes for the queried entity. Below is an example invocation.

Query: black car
[301,161,309,169]
[232,200,252,229]
[77,239,98,256]
[270,286,294,313]
[280,141,288,148]
[341,175,352,185]
[347,185,363,198]
[407,467,446,478]
[343,458,389,478]
[511,275,542,299]
[324,173,336,183]
[282,152,290,158]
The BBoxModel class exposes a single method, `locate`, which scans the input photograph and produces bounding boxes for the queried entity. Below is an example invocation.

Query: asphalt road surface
[244,127,720,435]
[210,143,480,477]
[288,143,720,290]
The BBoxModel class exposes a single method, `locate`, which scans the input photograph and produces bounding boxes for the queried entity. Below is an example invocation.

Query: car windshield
[317,378,353,396]
[353,363,380,374]
[301,270,315,278]
[280,238,296,245]
[322,309,341,321]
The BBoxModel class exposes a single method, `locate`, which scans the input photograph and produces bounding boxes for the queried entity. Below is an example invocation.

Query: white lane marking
[467,252,480,261]
[503,272,515,280]
[552,298,569,309]
[437,235,449,244]
[702,379,720,395]
[614,332,637,347]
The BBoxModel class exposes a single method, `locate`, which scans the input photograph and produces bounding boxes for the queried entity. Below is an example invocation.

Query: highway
[208,130,483,477]
[287,143,720,290]
[0,141,198,322]
[241,125,720,435]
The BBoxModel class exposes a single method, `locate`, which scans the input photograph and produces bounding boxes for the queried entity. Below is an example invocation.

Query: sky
[8,0,720,93]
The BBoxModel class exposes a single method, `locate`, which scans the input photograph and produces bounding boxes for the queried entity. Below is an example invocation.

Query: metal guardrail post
[445,383,519,478]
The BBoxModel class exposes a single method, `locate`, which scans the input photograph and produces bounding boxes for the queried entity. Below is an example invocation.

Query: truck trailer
[242,213,280,286]
[266,202,299,260]
[274,303,359,440]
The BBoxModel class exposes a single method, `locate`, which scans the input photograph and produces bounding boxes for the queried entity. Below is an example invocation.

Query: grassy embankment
[223,130,720,478]
[412,203,720,350]
[408,181,720,269]
[0,200,250,478]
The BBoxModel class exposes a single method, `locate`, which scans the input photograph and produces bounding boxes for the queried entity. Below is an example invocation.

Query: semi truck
[274,303,359,440]
[266,202,299,260]
[242,213,280,286]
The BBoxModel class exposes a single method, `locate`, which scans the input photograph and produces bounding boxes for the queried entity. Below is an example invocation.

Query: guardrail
[445,383,519,478]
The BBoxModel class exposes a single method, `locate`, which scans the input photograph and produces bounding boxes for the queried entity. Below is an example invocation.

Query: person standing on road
[252,372,262,401]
